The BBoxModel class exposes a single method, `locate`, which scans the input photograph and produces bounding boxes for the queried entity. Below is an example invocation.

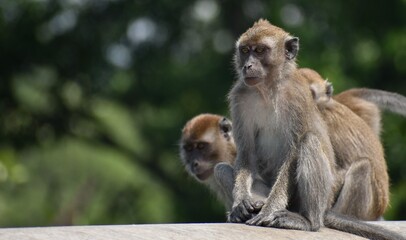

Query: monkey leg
[294,133,335,231]
[248,133,333,230]
[332,159,377,220]
[214,163,235,210]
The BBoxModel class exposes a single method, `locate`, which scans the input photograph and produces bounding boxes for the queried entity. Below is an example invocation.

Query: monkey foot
[247,210,314,231]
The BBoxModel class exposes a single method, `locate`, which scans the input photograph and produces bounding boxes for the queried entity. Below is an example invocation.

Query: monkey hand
[245,210,275,226]
[245,203,281,226]
[227,199,264,223]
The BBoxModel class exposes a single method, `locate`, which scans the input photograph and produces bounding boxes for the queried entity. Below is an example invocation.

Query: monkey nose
[244,64,252,69]
[193,161,199,168]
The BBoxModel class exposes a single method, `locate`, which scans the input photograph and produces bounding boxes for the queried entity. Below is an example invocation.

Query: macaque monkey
[227,19,404,240]
[301,68,390,220]
[334,88,406,136]
[228,18,336,229]
[301,67,406,136]
[180,114,268,212]
[179,77,406,220]
[179,114,237,210]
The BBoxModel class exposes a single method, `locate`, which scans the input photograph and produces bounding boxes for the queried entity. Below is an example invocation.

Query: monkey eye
[184,144,193,152]
[255,46,265,54]
[240,46,249,54]
[196,142,207,150]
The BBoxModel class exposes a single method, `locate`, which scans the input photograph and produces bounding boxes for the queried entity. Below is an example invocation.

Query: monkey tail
[346,88,406,117]
[324,211,406,240]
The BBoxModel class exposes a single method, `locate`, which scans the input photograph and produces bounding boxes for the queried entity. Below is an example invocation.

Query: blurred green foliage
[0,0,405,227]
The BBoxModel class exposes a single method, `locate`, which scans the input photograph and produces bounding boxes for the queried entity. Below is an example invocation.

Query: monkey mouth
[195,169,213,181]
[244,77,262,86]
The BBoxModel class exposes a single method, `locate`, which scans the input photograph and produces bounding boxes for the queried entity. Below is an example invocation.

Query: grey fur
[226,20,405,240]
[228,37,335,230]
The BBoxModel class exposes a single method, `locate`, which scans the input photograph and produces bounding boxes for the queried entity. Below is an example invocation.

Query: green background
[0,0,405,226]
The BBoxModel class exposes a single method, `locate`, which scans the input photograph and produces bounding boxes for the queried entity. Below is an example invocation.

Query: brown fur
[229,19,336,231]
[300,68,381,136]
[180,113,236,171]
[237,19,289,45]
[301,68,382,136]
[334,91,382,136]
[226,20,403,240]
[300,68,389,220]
[180,114,236,210]
[335,87,406,137]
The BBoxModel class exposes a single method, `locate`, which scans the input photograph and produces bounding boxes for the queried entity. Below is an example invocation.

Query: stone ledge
[0,222,405,240]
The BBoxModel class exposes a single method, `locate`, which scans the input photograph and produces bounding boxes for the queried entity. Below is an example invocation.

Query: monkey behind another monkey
[179,114,236,210]
[301,67,406,137]
[301,68,389,220]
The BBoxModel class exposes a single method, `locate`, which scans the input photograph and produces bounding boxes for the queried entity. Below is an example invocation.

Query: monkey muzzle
[243,67,263,86]
[244,77,262,86]
[191,161,213,181]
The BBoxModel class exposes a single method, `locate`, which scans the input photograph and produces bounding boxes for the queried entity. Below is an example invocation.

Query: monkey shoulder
[283,83,317,117]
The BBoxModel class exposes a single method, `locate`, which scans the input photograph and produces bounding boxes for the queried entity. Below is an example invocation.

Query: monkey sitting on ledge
[179,84,406,220]
[227,19,404,240]
[179,114,236,211]
[179,113,268,214]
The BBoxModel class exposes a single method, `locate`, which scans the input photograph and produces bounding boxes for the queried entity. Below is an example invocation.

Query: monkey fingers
[252,201,264,212]
[245,212,274,226]
[269,210,312,231]
[228,199,262,223]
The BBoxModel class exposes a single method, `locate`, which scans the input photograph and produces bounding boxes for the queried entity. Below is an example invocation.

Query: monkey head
[234,19,299,87]
[299,68,333,106]
[180,114,236,183]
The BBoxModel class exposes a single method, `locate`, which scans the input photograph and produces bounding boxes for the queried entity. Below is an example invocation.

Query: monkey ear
[309,84,318,100]
[325,80,334,97]
[285,37,299,60]
[219,117,232,133]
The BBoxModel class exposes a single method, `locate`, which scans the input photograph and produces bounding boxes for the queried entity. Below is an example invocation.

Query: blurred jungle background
[0,0,405,227]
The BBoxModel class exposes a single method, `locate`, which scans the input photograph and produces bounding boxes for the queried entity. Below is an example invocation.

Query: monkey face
[180,114,236,183]
[181,141,219,182]
[235,20,299,87]
[237,44,269,86]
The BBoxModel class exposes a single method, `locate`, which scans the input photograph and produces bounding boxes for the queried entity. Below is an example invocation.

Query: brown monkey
[227,19,404,240]
[179,75,405,222]
[301,67,406,136]
[300,68,389,220]
[180,114,268,212]
[179,114,237,210]
[228,19,336,229]
[334,88,406,136]
[181,83,406,221]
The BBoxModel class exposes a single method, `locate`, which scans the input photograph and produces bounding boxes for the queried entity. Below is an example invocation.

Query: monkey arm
[227,106,264,222]
[258,153,294,212]
[227,148,263,223]
[227,165,256,222]
[213,163,235,211]
[245,152,294,226]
